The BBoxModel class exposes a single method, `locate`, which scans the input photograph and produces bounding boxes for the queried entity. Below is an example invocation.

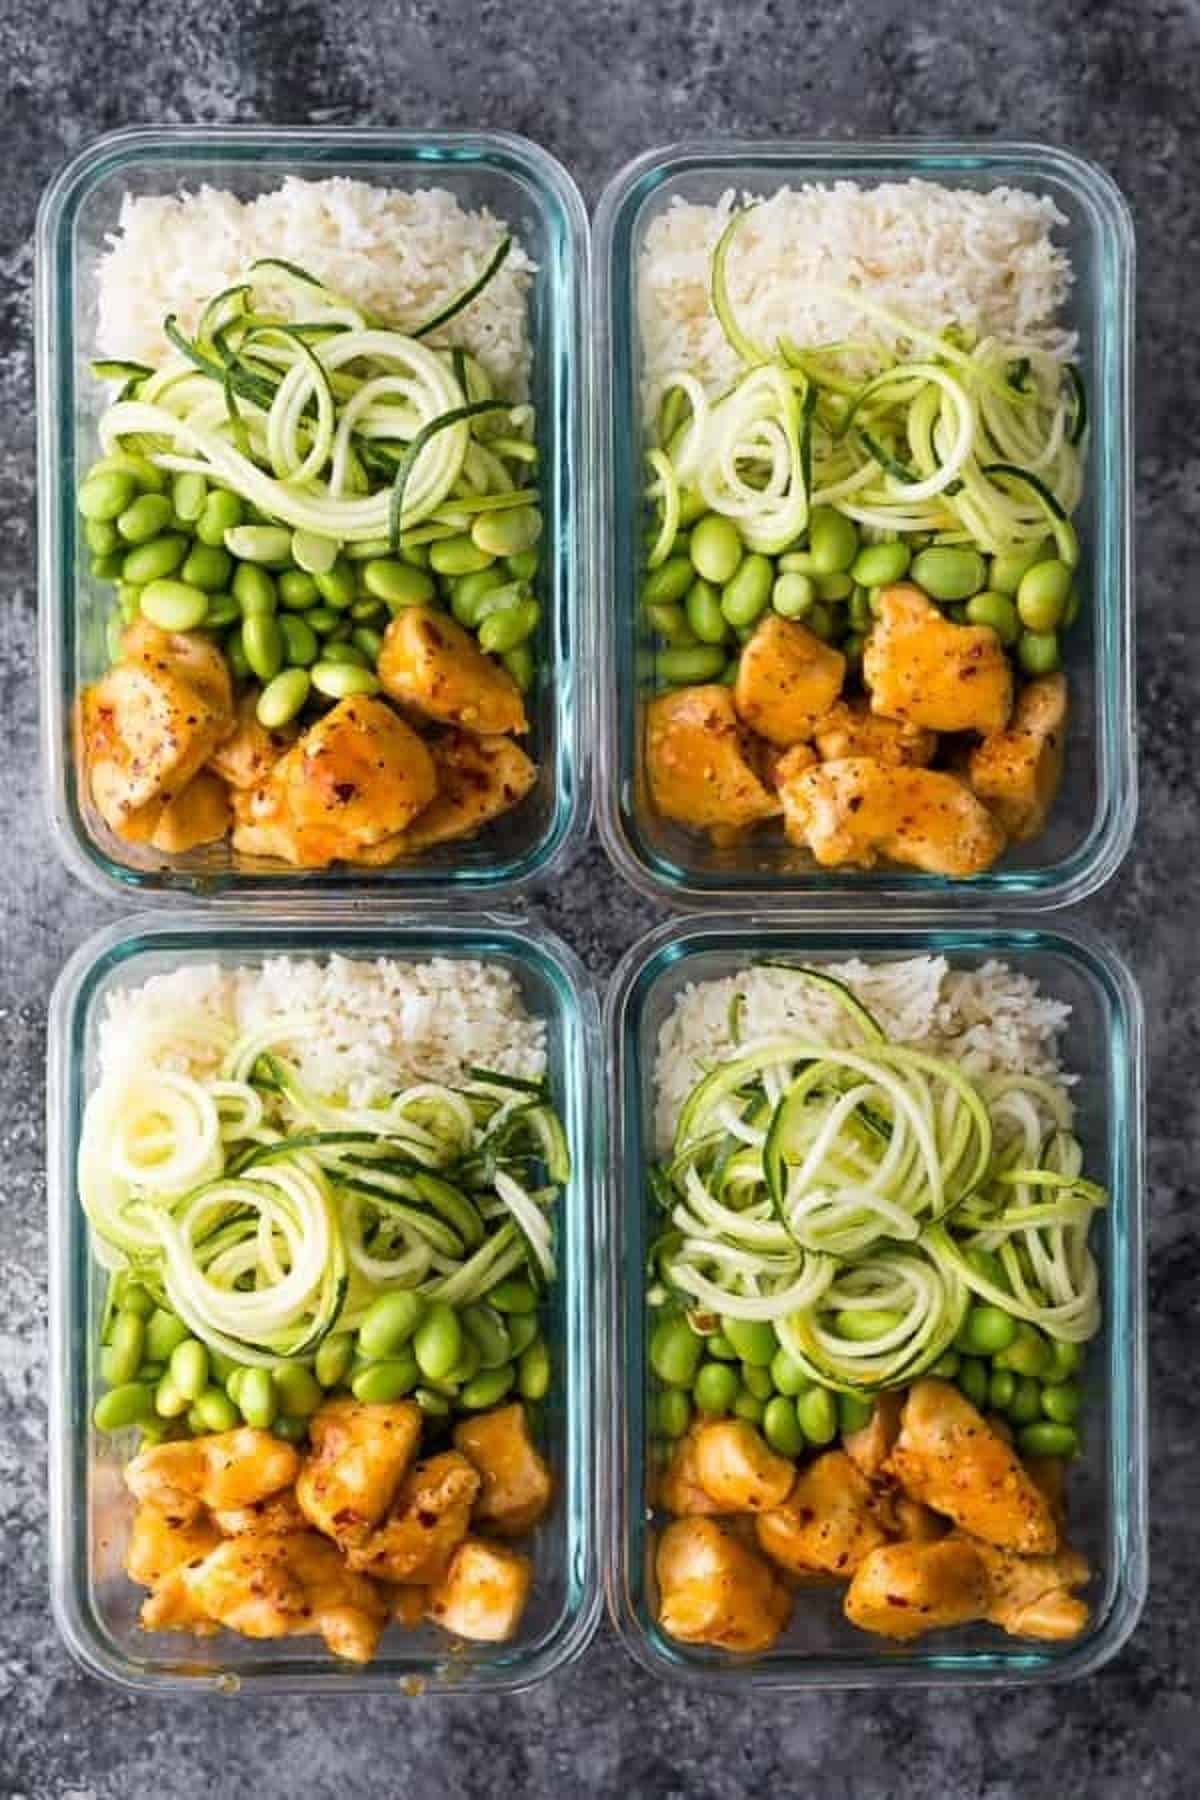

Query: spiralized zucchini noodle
[651,968,1105,1393]
[79,1024,570,1371]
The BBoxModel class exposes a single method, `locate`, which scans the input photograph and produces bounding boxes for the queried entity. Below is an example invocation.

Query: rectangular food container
[47,912,602,1694]
[605,915,1146,1686]
[593,139,1136,909]
[37,126,591,901]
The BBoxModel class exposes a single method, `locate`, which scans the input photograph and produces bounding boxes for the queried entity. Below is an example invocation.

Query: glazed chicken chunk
[147,769,231,854]
[125,1429,300,1524]
[426,1536,533,1643]
[961,1532,1090,1641]
[125,1502,222,1588]
[843,1535,992,1640]
[968,672,1068,842]
[777,756,1006,875]
[295,1398,423,1549]
[207,691,295,791]
[732,615,846,747]
[689,1419,796,1514]
[886,1380,1059,1554]
[453,1403,553,1538]
[655,1517,792,1655]
[811,697,937,768]
[657,1427,727,1518]
[646,685,781,834]
[841,1391,903,1481]
[346,1451,480,1584]
[352,730,537,863]
[379,606,528,736]
[863,585,1013,735]
[755,1449,890,1577]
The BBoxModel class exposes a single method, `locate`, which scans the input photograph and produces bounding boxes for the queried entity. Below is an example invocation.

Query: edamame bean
[172,472,208,524]
[180,544,233,593]
[507,548,539,582]
[706,1332,737,1362]
[310,661,380,699]
[115,1277,155,1319]
[232,562,277,616]
[278,614,318,668]
[657,1388,692,1439]
[225,525,293,566]
[1008,1377,1043,1425]
[359,1291,427,1359]
[93,552,125,581]
[650,1315,703,1388]
[192,1387,239,1433]
[195,490,244,547]
[320,641,372,668]
[779,551,818,575]
[256,669,311,728]
[988,1369,1016,1412]
[430,534,494,577]
[643,556,694,608]
[690,514,742,585]
[656,645,727,685]
[956,1304,1018,1357]
[1040,1381,1082,1424]
[928,1350,960,1379]
[1017,559,1072,631]
[273,1363,323,1418]
[462,1304,513,1370]
[1017,1421,1079,1458]
[848,587,873,633]
[79,471,137,522]
[645,601,697,646]
[1046,1339,1082,1381]
[122,534,188,585]
[93,1383,154,1431]
[796,1387,838,1445]
[479,599,539,654]
[117,493,174,544]
[350,597,387,625]
[762,1395,804,1457]
[306,606,341,636]
[314,1333,355,1390]
[506,1312,540,1357]
[721,553,773,628]
[693,1361,739,1416]
[100,1310,146,1387]
[203,594,240,630]
[723,1317,777,1367]
[277,568,319,610]
[243,613,285,682]
[741,1364,774,1401]
[140,579,209,632]
[517,1339,551,1401]
[965,590,1020,645]
[461,1365,517,1409]
[989,539,1049,596]
[238,1368,277,1429]
[734,1390,765,1425]
[92,451,165,492]
[685,579,728,645]
[806,601,834,642]
[911,546,987,601]
[314,558,357,610]
[226,630,252,681]
[772,571,815,619]
[452,566,509,627]
[86,517,121,556]
[815,571,853,602]
[835,1308,904,1344]
[770,1347,812,1396]
[472,507,542,559]
[416,1387,452,1418]
[349,627,381,664]
[154,1374,190,1419]
[957,1357,989,1408]
[442,1336,482,1389]
[145,1308,189,1363]
[413,1302,464,1383]
[169,1339,210,1402]
[808,506,859,575]
[851,541,911,587]
[1018,630,1061,674]
[363,559,436,608]
[837,1393,875,1435]
[502,645,535,692]
[490,1278,537,1315]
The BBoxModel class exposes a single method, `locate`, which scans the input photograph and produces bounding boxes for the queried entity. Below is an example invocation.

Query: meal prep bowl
[47,912,601,1694]
[37,126,591,901]
[593,139,1136,910]
[605,915,1146,1686]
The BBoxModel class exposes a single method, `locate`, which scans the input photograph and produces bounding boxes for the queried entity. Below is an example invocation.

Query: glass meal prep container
[593,139,1136,910]
[37,126,591,901]
[46,913,601,1694]
[605,915,1147,1686]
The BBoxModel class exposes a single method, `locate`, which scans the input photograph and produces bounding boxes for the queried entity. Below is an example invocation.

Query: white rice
[95,178,535,397]
[653,956,1071,1151]
[97,955,546,1104]
[638,179,1075,398]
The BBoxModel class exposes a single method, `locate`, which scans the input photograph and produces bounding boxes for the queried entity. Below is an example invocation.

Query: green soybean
[359,1290,427,1359]
[770,1348,812,1396]
[101,1310,146,1387]
[1017,559,1072,631]
[690,514,743,585]
[225,525,293,566]
[154,1374,189,1419]
[232,562,277,617]
[141,580,209,632]
[989,540,1048,596]
[257,669,311,728]
[172,472,208,524]
[452,566,509,627]
[693,1361,739,1416]
[311,661,380,699]
[806,601,834,641]
[685,579,728,645]
[430,534,494,577]
[413,1302,464,1383]
[808,506,859,575]
[273,1362,324,1418]
[86,517,121,556]
[734,1390,765,1425]
[837,1393,875,1435]
[741,1364,774,1401]
[723,1317,777,1368]
[92,451,166,492]
[272,1415,308,1445]
[114,1277,155,1320]
[1017,1421,1079,1459]
[94,552,125,582]
[988,1369,1016,1412]
[815,571,854,602]
[507,548,539,582]
[169,1339,210,1402]
[350,597,387,625]
[320,641,372,669]
[315,1332,355,1390]
[762,1395,804,1457]
[237,1368,278,1429]
[442,1337,483,1390]
[851,541,911,587]
[363,559,436,608]
[779,551,818,575]
[415,1387,451,1418]
[643,556,695,608]
[196,490,244,547]
[79,471,137,522]
[122,534,189,585]
[957,1357,989,1408]
[278,569,320,610]
[929,1350,961,1380]
[192,1387,239,1433]
[145,1308,190,1363]
[721,554,773,628]
[657,1388,692,1439]
[995,1324,1051,1378]
[650,1315,703,1388]
[706,1332,737,1362]
[306,606,342,636]
[956,1304,1018,1357]
[1040,1381,1082,1425]
[490,1278,537,1315]
[93,1383,155,1432]
[462,1303,513,1370]
[645,601,697,646]
[911,546,987,601]
[243,613,285,682]
[965,591,1021,646]
[1046,1339,1082,1381]
[796,1387,838,1446]
[656,645,727,685]
[479,599,539,654]
[178,544,231,593]
[502,645,535,692]
[314,558,357,610]
[203,594,240,630]
[117,493,174,544]
[472,507,542,559]
[226,631,252,681]
[351,626,383,663]
[772,571,815,619]
[279,614,319,668]
[461,1365,517,1409]
[1008,1377,1044,1425]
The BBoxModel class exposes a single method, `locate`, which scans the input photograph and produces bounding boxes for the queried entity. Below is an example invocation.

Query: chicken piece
[351,730,538,862]
[690,1419,796,1514]
[211,1490,309,1538]
[656,1516,792,1654]
[347,1452,480,1584]
[207,691,295,791]
[886,1380,1058,1554]
[1025,1455,1069,1533]
[122,621,236,725]
[390,1584,430,1628]
[646,685,781,834]
[656,1428,726,1518]
[379,606,528,736]
[733,615,846,747]
[960,1532,1090,1641]
[82,648,234,843]
[296,1397,422,1549]
[148,769,231,853]
[125,1430,300,1525]
[889,1496,949,1545]
[968,673,1068,842]
[812,697,937,768]
[778,757,1006,876]
[842,1391,903,1481]
[755,1450,890,1577]
[843,1536,991,1640]
[863,585,1013,734]
[426,1536,533,1643]
[125,1502,222,1588]
[453,1404,552,1538]
[232,697,438,867]
[143,1531,388,1663]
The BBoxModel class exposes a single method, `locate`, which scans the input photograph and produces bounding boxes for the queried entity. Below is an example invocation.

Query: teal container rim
[592,137,1137,913]
[36,125,593,904]
[46,909,604,1695]
[602,913,1147,1688]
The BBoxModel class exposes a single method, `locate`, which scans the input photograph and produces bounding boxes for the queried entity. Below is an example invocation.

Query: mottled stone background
[1,1,1196,1794]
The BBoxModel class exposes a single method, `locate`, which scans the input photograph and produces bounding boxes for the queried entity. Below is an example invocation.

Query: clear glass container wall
[48,914,601,1694]
[606,917,1146,1686]
[38,127,591,901]
[594,140,1135,909]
